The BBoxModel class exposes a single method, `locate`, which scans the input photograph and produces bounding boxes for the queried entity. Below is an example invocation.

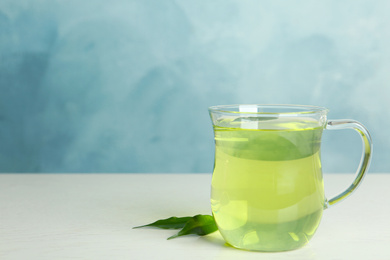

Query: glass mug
[208,104,372,252]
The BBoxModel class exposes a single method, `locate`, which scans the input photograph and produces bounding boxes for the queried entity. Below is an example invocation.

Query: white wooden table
[0,173,389,260]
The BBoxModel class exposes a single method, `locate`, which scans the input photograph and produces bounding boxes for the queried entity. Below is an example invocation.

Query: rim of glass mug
[208,104,329,115]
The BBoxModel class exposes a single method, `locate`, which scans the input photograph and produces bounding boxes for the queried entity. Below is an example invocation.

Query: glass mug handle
[324,120,373,208]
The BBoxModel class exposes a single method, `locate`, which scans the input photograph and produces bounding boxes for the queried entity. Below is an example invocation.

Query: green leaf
[167,214,218,240]
[133,216,192,229]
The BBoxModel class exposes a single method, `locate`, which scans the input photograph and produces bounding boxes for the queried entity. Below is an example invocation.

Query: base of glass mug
[214,208,322,252]
[225,239,310,252]
[218,223,318,252]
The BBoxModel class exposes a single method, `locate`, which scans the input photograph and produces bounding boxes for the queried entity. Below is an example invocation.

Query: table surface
[0,173,389,260]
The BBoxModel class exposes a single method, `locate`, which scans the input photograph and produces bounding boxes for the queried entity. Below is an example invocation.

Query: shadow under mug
[209,104,372,252]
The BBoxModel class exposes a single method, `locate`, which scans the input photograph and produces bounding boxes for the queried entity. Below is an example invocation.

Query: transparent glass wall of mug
[209,104,372,252]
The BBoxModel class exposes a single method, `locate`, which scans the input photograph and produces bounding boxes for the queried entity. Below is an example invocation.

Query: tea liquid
[211,117,325,251]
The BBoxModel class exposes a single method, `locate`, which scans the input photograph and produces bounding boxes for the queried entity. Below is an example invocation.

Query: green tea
[211,117,325,251]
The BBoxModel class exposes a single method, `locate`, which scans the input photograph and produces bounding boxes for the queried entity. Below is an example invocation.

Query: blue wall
[0,1,387,173]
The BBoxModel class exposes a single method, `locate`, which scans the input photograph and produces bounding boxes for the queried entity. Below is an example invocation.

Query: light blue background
[0,1,387,173]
